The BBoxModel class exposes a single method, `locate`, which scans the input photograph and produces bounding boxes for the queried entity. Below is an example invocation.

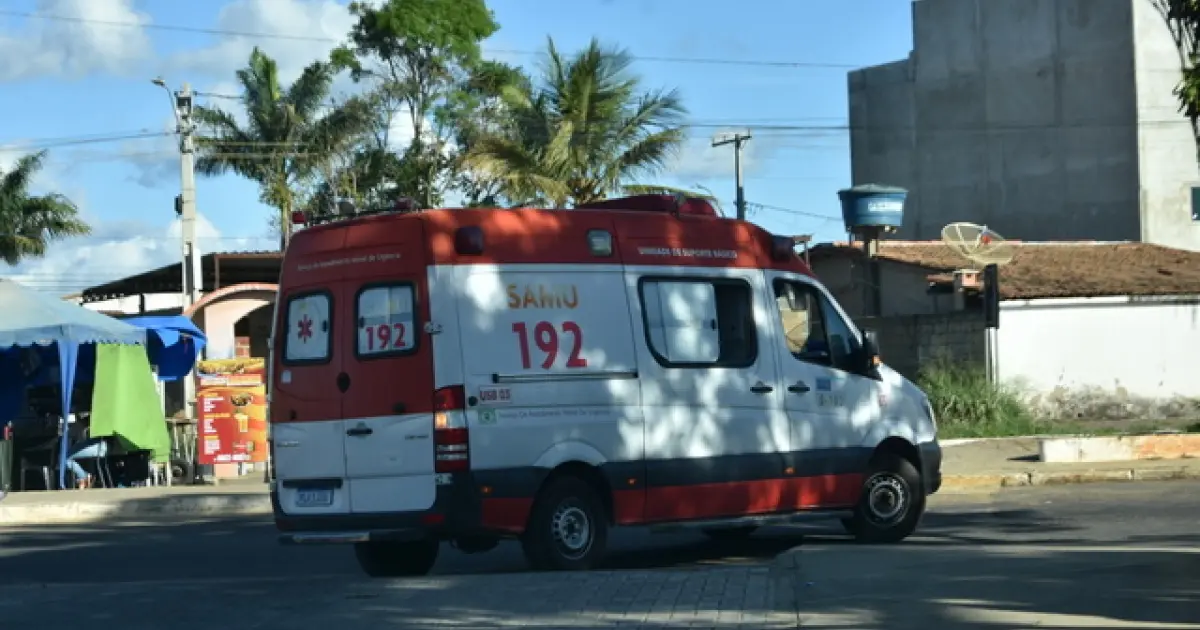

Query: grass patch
[915,360,1200,438]
[916,360,1048,439]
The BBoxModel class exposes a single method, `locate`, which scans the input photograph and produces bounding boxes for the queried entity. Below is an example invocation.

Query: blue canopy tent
[0,279,146,489]
[122,316,207,381]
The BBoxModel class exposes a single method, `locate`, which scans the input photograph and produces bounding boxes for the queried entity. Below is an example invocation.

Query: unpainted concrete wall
[850,0,1167,246]
[855,311,987,381]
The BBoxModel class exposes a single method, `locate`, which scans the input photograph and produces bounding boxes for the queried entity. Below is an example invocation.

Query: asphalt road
[1,480,1198,628]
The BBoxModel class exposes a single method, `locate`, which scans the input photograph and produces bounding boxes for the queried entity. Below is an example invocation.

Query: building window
[283,292,332,364]
[639,278,757,368]
[355,284,417,358]
[1192,186,1200,221]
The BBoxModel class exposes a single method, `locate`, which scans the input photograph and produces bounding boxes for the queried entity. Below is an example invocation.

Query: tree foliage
[0,150,90,266]
[463,37,690,207]
[199,2,699,244]
[1151,0,1200,164]
[193,47,372,246]
[333,0,500,208]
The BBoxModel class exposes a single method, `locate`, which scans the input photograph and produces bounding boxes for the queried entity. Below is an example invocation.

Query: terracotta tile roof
[809,241,1200,300]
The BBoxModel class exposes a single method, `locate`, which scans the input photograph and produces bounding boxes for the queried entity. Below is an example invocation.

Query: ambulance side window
[282,291,332,364]
[773,279,863,373]
[639,278,757,368]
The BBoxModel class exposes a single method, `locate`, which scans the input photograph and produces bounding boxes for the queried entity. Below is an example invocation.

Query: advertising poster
[195,357,268,465]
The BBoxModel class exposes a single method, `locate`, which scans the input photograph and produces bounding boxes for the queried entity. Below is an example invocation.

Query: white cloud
[0,0,152,81]
[163,0,353,88]
[8,213,275,295]
[667,128,766,181]
[118,114,179,189]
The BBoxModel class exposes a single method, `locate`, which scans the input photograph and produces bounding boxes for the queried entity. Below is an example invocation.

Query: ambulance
[267,194,942,577]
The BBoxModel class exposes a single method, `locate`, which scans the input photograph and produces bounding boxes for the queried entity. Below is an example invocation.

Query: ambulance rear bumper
[272,474,485,544]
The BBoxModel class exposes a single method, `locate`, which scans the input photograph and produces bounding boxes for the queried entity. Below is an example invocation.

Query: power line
[746,201,841,222]
[0,131,171,152]
[0,9,860,70]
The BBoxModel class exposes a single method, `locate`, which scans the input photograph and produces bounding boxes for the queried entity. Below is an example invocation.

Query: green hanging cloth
[90,343,171,463]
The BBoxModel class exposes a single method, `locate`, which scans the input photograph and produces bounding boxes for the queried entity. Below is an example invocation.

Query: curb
[941,465,1200,493]
[0,494,271,526]
[5,465,1200,525]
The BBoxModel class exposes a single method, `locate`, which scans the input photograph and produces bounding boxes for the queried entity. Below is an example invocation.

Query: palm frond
[0,150,47,200]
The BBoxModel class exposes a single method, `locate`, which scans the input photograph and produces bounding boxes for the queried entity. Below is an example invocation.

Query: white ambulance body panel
[448,264,644,473]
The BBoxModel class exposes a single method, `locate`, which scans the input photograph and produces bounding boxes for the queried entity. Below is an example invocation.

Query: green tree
[439,59,533,206]
[463,37,691,207]
[0,150,89,265]
[334,0,500,208]
[193,47,372,247]
[1151,0,1200,164]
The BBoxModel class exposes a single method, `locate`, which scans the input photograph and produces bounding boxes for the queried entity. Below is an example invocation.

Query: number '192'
[512,321,587,369]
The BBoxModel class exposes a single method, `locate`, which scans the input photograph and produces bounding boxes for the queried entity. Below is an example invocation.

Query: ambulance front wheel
[521,476,609,571]
[353,538,440,577]
[842,452,925,544]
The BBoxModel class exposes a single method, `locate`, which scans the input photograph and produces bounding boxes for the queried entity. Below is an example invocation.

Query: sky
[0,0,915,294]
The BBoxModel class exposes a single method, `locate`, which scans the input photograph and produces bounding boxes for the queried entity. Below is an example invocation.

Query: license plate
[295,488,333,508]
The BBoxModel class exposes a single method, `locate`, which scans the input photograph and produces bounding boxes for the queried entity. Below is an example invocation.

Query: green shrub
[916,359,1043,438]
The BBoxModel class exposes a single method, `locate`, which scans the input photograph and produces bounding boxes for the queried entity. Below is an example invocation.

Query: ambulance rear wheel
[843,452,925,543]
[353,539,439,577]
[522,476,609,571]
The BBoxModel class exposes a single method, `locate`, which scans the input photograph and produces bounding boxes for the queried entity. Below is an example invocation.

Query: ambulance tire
[353,539,440,577]
[842,452,925,544]
[521,476,609,572]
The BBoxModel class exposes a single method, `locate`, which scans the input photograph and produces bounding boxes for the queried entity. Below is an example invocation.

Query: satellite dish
[941,222,1015,267]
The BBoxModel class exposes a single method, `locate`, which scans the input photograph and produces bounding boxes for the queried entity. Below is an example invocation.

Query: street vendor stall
[0,279,158,489]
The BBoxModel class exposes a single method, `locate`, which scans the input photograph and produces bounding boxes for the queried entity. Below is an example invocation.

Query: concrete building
[848,0,1200,251]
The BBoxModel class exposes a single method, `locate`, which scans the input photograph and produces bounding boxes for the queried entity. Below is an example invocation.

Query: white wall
[79,293,185,314]
[1131,0,1200,251]
[997,295,1200,399]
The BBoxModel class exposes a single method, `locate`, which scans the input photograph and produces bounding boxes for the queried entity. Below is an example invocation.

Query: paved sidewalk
[4,437,1200,524]
[0,566,804,629]
[940,437,1200,493]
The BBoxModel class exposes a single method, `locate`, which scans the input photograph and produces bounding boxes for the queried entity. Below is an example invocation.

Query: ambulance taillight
[433,385,470,473]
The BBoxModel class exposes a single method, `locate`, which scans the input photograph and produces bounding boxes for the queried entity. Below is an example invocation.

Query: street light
[153,77,201,477]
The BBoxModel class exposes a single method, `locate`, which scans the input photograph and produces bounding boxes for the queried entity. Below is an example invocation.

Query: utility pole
[713,132,751,220]
[155,78,204,482]
[155,78,201,308]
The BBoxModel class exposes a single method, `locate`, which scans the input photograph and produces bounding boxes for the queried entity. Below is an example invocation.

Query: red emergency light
[770,235,795,261]
[290,210,308,226]
[455,226,485,255]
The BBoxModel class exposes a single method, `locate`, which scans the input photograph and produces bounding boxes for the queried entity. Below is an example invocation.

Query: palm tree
[464,37,693,207]
[0,150,90,265]
[193,47,372,247]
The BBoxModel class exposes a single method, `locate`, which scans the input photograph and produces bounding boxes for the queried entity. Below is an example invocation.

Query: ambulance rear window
[355,284,417,358]
[283,292,332,364]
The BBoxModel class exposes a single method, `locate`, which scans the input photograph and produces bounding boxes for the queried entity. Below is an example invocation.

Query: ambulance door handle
[346,427,373,437]
[750,383,774,394]
[788,382,811,394]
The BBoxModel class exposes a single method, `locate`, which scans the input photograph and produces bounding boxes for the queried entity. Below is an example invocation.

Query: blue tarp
[122,316,207,382]
[0,279,145,489]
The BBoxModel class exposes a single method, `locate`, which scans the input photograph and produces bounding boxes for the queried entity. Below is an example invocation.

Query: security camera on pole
[154,77,205,482]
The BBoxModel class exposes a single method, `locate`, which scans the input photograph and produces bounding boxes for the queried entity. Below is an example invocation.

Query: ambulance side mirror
[862,329,881,371]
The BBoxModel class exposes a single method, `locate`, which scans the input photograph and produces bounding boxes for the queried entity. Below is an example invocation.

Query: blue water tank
[837,184,907,232]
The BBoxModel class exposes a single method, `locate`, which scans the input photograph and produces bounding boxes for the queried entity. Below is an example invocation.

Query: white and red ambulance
[267,194,942,576]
